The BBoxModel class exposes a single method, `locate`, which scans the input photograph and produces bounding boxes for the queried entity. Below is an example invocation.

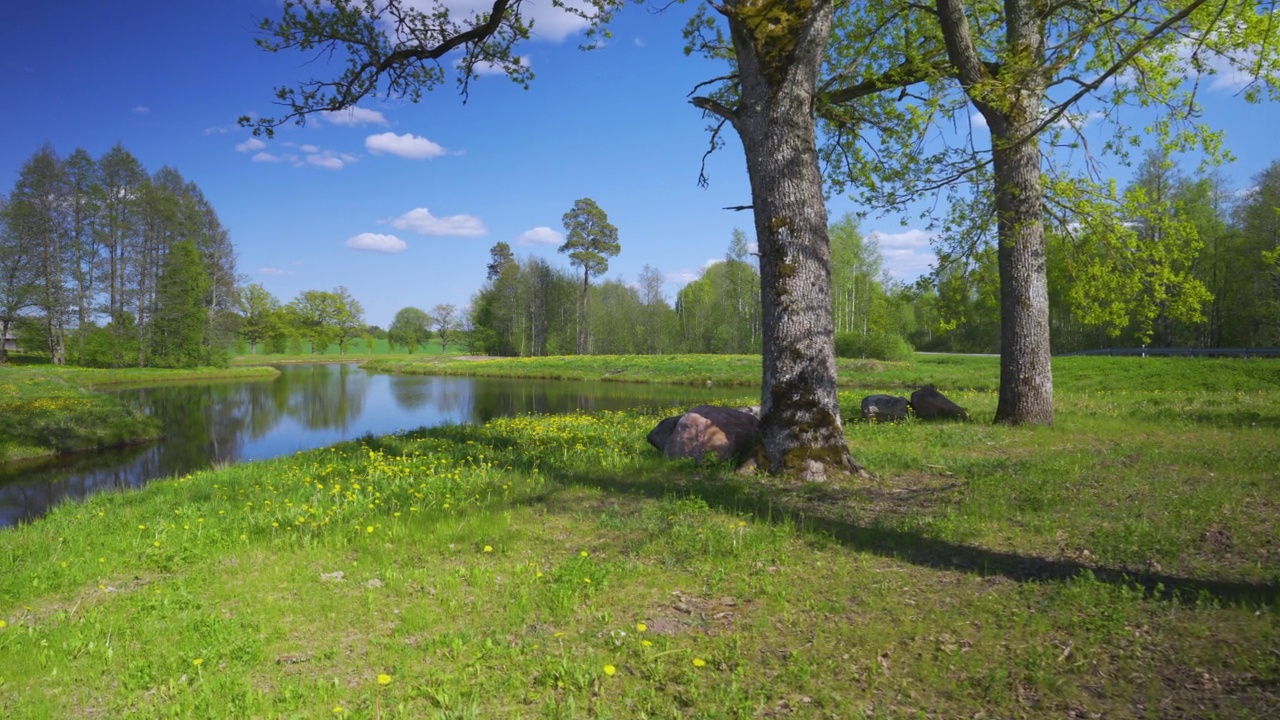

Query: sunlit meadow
[1,355,1277,717]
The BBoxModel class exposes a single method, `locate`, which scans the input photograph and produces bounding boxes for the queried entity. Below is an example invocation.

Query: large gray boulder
[649,405,759,463]
[909,386,970,421]
[861,394,910,422]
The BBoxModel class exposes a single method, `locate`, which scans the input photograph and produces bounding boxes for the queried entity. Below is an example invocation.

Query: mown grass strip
[364,352,1280,394]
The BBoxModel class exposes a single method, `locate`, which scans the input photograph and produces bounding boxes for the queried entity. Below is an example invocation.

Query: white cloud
[469,55,530,77]
[390,208,487,237]
[307,154,345,170]
[203,126,230,136]
[634,38,645,48]
[346,233,408,253]
[365,132,447,159]
[322,107,389,126]
[516,226,563,246]
[236,138,266,153]
[251,152,280,163]
[701,258,723,271]
[393,0,592,43]
[300,144,320,153]
[867,229,937,280]
[132,106,150,115]
[258,267,296,276]
[970,111,988,130]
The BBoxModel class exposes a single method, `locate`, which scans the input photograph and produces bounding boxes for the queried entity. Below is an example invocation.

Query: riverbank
[2,359,1276,717]
[364,352,1280,393]
[0,365,279,464]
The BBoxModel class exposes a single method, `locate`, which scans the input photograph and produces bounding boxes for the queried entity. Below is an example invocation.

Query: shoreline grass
[2,357,1278,717]
[0,365,279,464]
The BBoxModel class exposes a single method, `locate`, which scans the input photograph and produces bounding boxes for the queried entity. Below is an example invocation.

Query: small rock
[320,571,345,582]
[365,578,383,589]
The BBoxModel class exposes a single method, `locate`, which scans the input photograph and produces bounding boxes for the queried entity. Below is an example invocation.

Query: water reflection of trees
[1,366,748,527]
[287,364,368,431]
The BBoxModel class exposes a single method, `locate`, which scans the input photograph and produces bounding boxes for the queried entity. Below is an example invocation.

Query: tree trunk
[990,116,1054,425]
[578,269,589,355]
[716,0,866,480]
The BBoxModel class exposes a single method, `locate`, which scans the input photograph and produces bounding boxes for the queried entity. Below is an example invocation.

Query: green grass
[364,352,1280,394]
[0,365,278,463]
[232,337,466,365]
[2,355,1278,717]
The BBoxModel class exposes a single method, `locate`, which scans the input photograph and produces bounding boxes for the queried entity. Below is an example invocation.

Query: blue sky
[3,1,1279,328]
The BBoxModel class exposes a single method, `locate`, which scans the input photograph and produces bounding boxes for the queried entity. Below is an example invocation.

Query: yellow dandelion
[603,664,617,676]
[641,640,653,647]
[366,526,375,534]
[332,706,344,714]
[483,545,493,553]
[579,550,589,557]
[583,578,592,584]
[635,623,647,633]
[137,524,146,530]
[0,620,7,629]
[692,658,707,668]
[192,658,204,666]
[535,571,544,578]
[377,673,392,685]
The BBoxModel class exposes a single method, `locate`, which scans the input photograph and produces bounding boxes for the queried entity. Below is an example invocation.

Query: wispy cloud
[251,152,280,163]
[236,138,266,153]
[322,106,388,126]
[516,226,563,246]
[258,267,296,276]
[665,270,700,286]
[345,233,407,253]
[365,132,447,159]
[132,106,150,115]
[389,208,487,237]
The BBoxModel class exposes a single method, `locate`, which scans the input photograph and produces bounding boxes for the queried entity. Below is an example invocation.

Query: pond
[0,363,752,528]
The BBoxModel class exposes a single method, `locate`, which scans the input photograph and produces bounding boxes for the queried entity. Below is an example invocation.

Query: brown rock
[661,405,759,462]
[646,415,682,451]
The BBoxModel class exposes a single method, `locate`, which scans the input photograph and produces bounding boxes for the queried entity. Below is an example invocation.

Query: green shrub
[834,330,915,361]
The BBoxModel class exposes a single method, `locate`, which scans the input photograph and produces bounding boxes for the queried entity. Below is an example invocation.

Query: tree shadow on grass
[552,464,1280,608]
[358,424,1278,607]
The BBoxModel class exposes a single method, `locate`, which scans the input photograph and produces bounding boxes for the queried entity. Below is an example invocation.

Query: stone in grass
[652,405,760,463]
[646,415,682,451]
[860,394,910,423]
[909,386,971,421]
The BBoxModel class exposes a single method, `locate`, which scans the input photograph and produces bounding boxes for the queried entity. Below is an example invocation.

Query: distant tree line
[469,202,915,360]
[1,144,238,367]
[911,153,1280,353]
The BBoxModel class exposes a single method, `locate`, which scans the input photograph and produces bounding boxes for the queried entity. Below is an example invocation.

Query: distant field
[232,337,466,365]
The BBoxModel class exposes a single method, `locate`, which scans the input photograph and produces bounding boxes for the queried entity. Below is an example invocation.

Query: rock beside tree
[646,405,759,463]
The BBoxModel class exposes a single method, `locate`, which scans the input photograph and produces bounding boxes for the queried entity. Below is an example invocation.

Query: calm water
[0,363,750,528]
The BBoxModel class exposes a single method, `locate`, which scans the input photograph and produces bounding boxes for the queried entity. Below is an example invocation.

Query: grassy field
[0,364,278,464]
[1,355,1277,717]
[232,338,464,366]
[363,351,1280,394]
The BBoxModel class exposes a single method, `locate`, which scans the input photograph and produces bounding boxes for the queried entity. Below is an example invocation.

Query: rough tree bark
[936,0,1053,425]
[698,0,869,479]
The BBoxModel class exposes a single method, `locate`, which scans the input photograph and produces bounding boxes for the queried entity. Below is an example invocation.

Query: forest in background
[3,145,1279,366]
